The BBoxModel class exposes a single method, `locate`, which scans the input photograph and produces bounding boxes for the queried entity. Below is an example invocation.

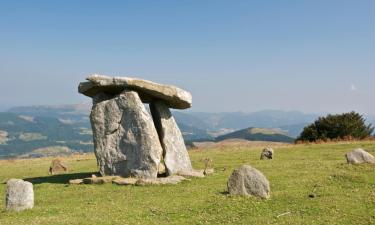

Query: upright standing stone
[150,101,193,175]
[6,179,34,212]
[90,90,163,178]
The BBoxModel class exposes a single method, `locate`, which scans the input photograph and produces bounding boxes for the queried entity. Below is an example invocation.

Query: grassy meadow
[0,141,375,224]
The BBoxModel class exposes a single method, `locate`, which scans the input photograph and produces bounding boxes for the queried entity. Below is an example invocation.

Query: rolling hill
[215,127,295,143]
[2,103,373,158]
[0,112,93,158]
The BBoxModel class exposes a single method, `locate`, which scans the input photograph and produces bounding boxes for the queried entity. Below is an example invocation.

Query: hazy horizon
[2,102,375,118]
[1,1,374,114]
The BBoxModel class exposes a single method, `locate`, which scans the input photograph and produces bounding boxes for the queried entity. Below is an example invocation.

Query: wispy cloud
[350,84,357,91]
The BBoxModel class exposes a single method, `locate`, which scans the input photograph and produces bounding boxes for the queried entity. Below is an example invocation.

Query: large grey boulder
[150,101,193,175]
[227,165,270,199]
[79,74,192,109]
[346,148,375,164]
[6,179,34,212]
[90,90,163,179]
[260,147,274,160]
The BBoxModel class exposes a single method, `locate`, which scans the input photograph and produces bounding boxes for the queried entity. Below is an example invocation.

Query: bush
[296,111,374,142]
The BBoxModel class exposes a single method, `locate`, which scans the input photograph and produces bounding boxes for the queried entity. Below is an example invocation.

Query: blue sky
[0,1,374,114]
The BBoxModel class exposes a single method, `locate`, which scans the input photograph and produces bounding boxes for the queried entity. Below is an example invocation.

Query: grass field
[1,141,375,224]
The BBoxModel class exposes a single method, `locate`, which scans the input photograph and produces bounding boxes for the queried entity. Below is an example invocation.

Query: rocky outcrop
[6,179,34,211]
[79,74,192,109]
[346,148,375,164]
[90,90,163,179]
[150,101,193,175]
[227,165,270,199]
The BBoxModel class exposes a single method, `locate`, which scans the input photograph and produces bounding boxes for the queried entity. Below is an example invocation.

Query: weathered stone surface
[260,147,274,160]
[177,170,205,178]
[227,165,270,199]
[150,101,193,175]
[49,158,69,174]
[79,74,192,109]
[158,162,166,175]
[112,177,138,185]
[346,148,375,164]
[6,179,34,211]
[69,179,83,185]
[135,175,186,186]
[82,176,120,184]
[90,90,163,179]
[204,168,215,175]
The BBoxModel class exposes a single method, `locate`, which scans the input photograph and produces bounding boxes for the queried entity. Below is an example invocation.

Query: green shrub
[297,111,374,142]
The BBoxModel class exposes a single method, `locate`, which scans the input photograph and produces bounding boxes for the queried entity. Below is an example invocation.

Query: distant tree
[297,111,374,142]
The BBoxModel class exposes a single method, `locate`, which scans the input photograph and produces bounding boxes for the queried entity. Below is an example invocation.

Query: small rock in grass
[308,193,316,198]
[345,148,375,164]
[49,159,69,175]
[260,147,274,160]
[112,178,138,185]
[177,170,205,178]
[227,165,270,199]
[203,168,215,175]
[83,176,120,184]
[69,179,83,185]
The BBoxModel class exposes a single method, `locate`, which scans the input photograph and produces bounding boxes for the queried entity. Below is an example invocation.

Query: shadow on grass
[24,172,100,184]
[219,191,229,195]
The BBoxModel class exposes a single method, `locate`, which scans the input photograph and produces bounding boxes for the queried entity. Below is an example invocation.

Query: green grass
[1,142,375,224]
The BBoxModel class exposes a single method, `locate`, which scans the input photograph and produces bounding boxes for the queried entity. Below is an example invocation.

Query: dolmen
[78,74,194,179]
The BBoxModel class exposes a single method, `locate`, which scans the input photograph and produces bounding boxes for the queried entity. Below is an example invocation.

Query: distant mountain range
[1,103,374,158]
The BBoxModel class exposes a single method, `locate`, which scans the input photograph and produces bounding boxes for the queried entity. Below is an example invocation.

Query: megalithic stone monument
[79,74,194,179]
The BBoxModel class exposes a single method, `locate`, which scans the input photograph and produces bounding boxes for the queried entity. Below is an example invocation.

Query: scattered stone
[227,165,270,199]
[177,170,205,178]
[49,158,69,175]
[69,179,83,185]
[82,176,120,184]
[90,90,163,179]
[204,168,215,175]
[260,147,274,160]
[150,101,193,175]
[6,179,34,212]
[135,175,186,186]
[346,148,375,164]
[112,177,138,185]
[79,74,192,109]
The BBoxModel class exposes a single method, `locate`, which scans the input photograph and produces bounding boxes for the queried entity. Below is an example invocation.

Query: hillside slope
[0,142,374,224]
[215,127,295,143]
[0,112,93,158]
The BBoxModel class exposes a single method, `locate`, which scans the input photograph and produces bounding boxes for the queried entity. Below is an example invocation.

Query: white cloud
[350,84,357,91]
